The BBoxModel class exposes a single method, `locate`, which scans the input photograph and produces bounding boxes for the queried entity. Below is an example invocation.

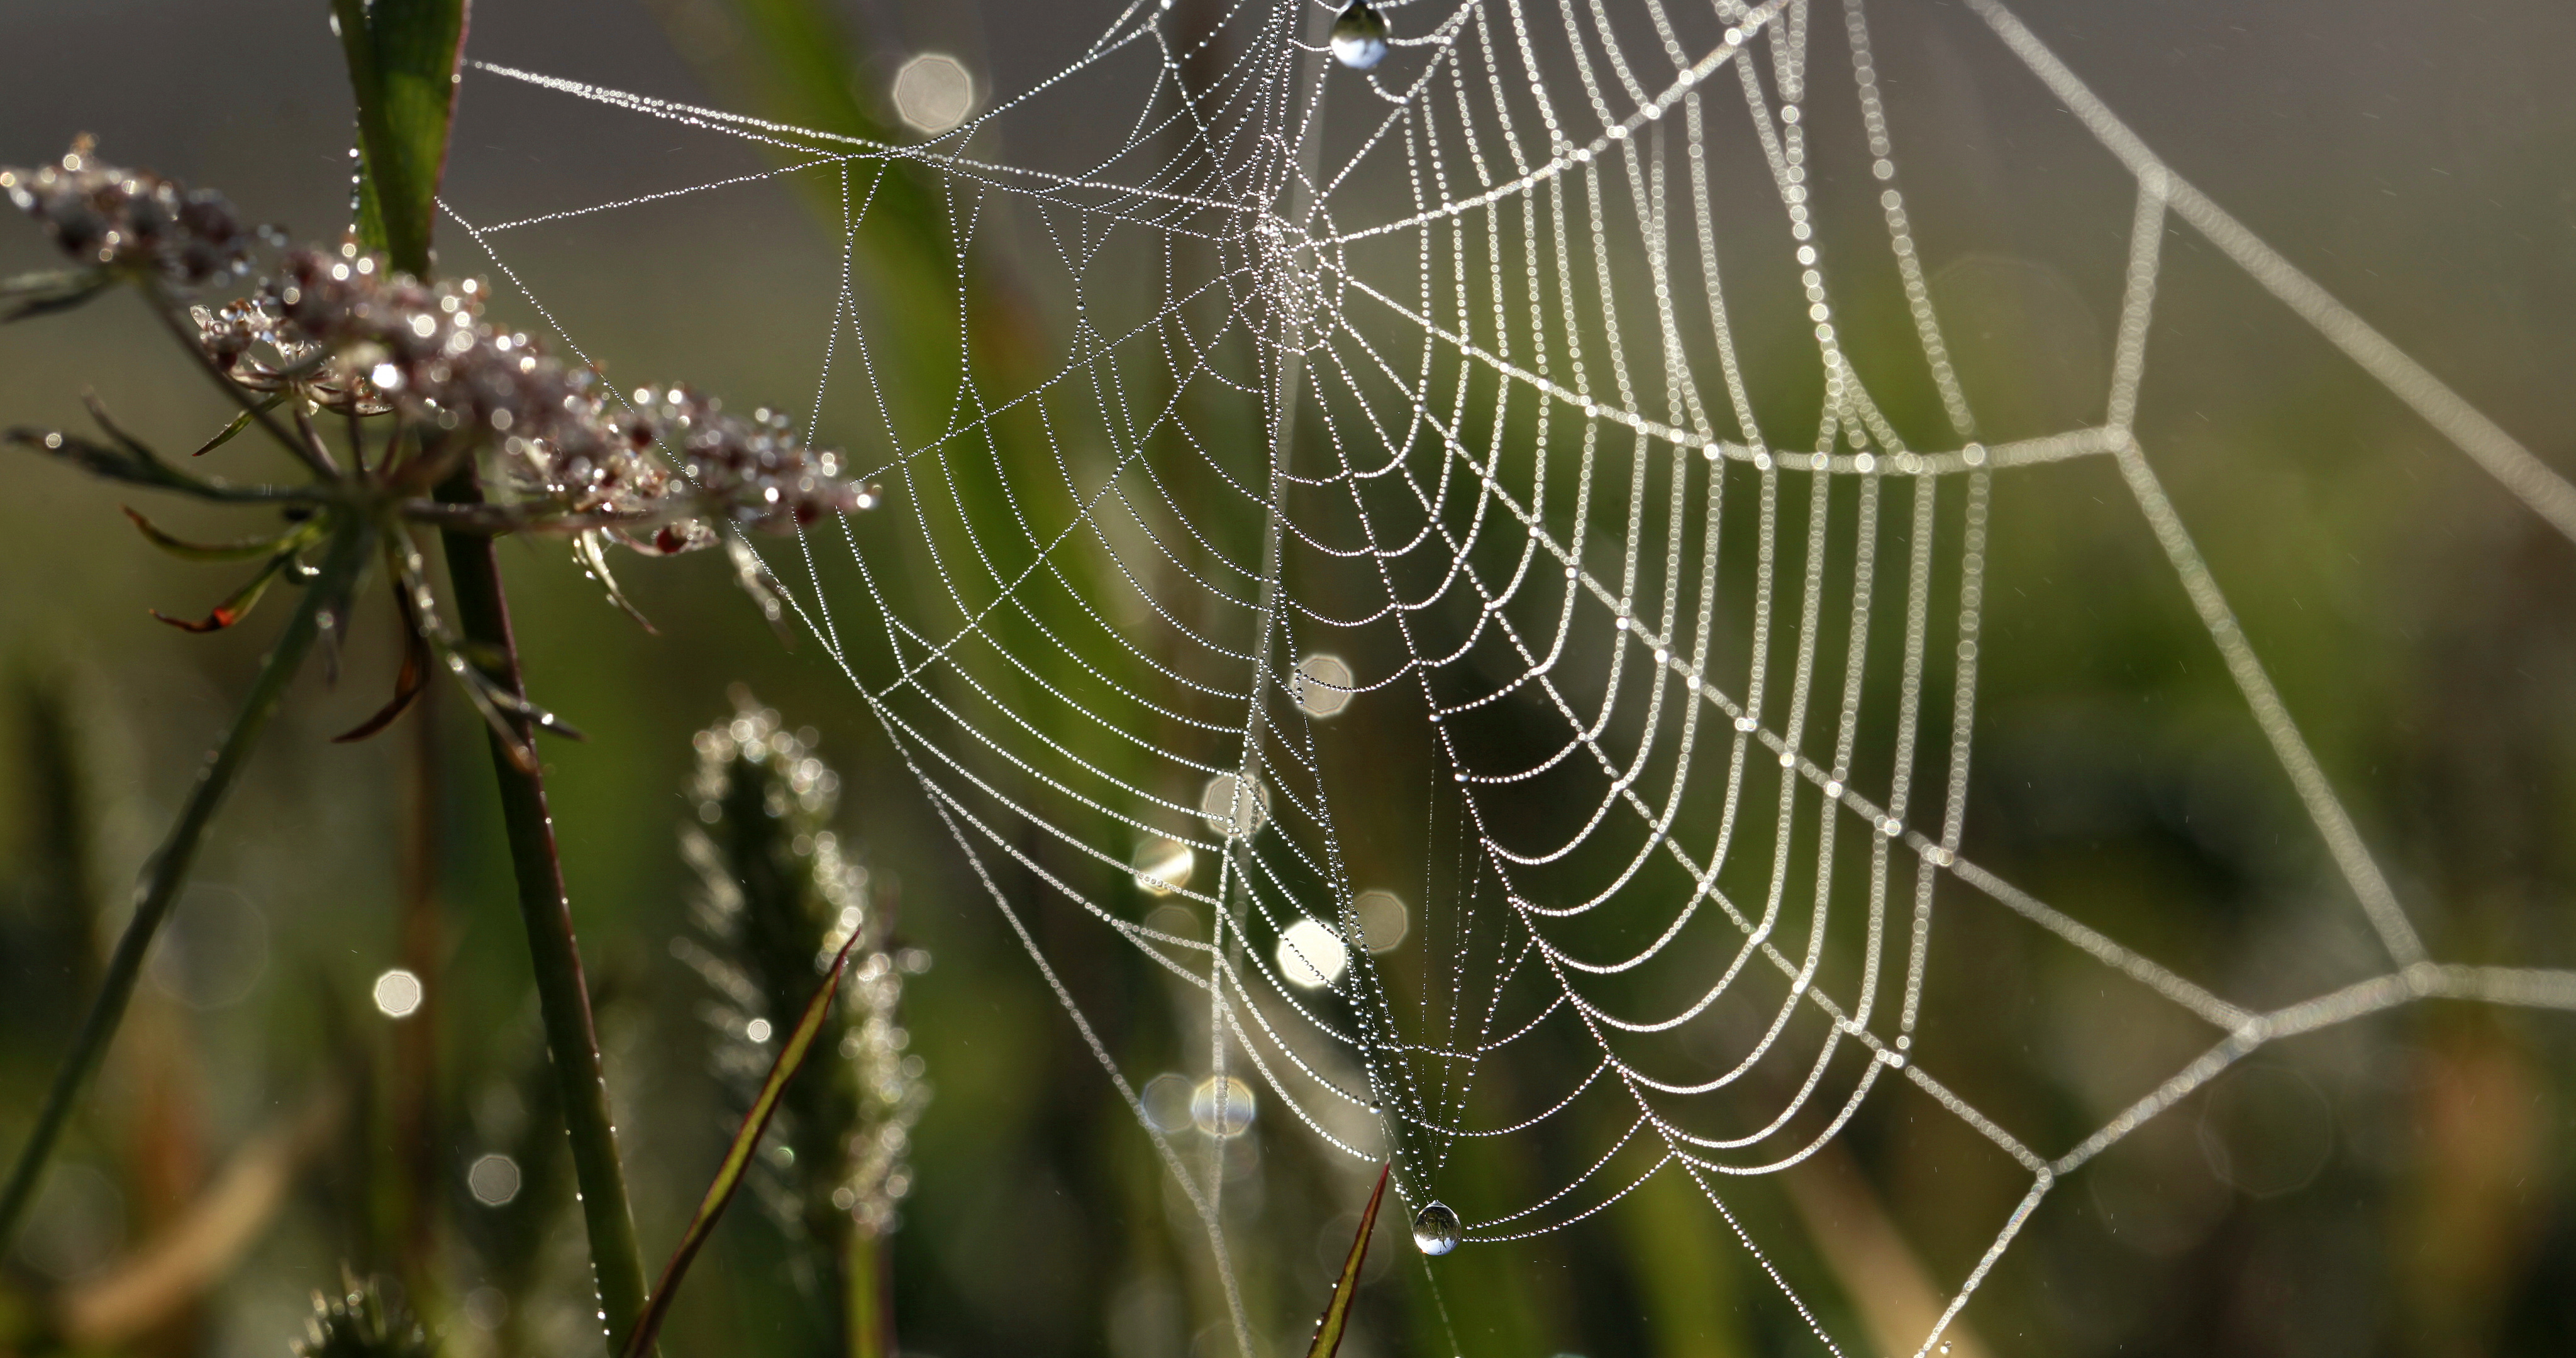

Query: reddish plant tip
[150,605,241,634]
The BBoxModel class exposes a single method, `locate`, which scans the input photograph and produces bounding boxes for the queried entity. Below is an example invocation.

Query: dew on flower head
[1412,1200,1460,1255]
[1331,3,1391,70]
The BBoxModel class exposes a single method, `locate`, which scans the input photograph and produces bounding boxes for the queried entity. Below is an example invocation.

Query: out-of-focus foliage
[292,1274,432,1358]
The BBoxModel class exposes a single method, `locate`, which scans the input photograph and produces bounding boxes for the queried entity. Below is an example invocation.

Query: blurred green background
[3,2,2575,1356]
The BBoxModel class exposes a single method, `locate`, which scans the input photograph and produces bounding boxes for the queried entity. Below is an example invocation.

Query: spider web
[437,1,2576,1353]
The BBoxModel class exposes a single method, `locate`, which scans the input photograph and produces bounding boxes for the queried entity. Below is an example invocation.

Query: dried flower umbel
[0,134,264,318]
[1,138,884,766]
[677,693,929,1247]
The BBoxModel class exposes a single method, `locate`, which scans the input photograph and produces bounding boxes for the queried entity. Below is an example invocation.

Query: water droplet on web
[1353,888,1408,952]
[1295,651,1355,717]
[1132,835,1194,894]
[1142,1073,1195,1132]
[1199,771,1270,837]
[1413,1200,1460,1254]
[1190,1075,1255,1137]
[1276,917,1348,988]
[892,52,975,135]
[1331,3,1390,71]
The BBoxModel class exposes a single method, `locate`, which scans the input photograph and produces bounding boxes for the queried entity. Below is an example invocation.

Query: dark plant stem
[0,521,372,1252]
[435,502,652,1355]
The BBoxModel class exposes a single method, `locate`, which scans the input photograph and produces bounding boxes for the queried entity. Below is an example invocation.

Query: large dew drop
[1331,3,1391,71]
[1412,1200,1461,1256]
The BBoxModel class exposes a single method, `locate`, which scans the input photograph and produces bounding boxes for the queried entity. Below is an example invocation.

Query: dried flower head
[622,387,880,536]
[677,691,928,1242]
[268,246,614,448]
[3,135,260,288]
[7,150,887,771]
[194,248,872,552]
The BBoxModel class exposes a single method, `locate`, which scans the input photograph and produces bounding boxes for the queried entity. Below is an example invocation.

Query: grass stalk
[335,0,650,1342]
[435,513,652,1355]
[0,521,372,1252]
[845,1227,891,1358]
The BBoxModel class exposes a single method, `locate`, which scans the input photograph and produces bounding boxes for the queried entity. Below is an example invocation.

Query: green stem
[0,521,371,1251]
[334,0,643,1338]
[435,495,651,1355]
[847,1227,892,1358]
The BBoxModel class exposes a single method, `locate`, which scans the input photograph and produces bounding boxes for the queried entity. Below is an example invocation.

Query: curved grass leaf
[1303,1163,1391,1358]
[621,927,869,1358]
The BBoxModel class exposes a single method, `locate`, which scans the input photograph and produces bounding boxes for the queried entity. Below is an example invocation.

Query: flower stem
[0,520,372,1252]
[847,1227,893,1358]
[433,496,651,1355]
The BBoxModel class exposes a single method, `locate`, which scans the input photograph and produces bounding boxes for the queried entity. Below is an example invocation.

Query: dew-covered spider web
[436,1,2576,1353]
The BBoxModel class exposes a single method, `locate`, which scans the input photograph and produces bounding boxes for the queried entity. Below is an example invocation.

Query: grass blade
[623,928,869,1358]
[1302,1163,1391,1358]
[334,0,470,276]
[0,522,371,1253]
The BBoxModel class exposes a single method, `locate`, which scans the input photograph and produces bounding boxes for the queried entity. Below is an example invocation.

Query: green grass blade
[0,521,370,1254]
[623,928,869,1358]
[334,0,470,275]
[1303,1163,1391,1358]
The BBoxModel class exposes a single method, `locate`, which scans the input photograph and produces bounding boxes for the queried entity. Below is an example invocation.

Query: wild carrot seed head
[3,136,262,288]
